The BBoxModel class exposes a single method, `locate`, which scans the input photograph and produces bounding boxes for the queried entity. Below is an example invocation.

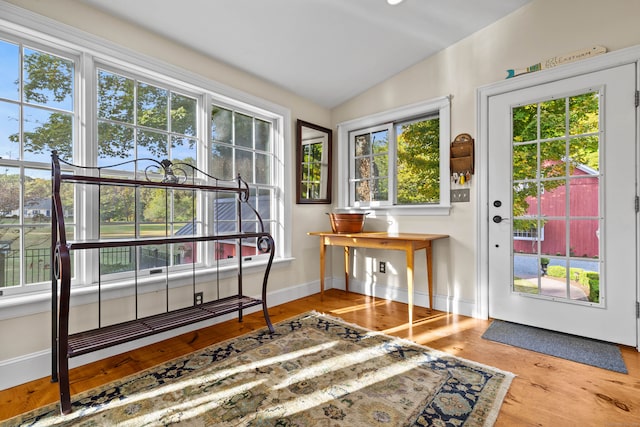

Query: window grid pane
[0,38,76,291]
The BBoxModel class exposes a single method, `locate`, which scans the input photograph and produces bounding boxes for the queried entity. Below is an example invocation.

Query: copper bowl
[328,213,367,233]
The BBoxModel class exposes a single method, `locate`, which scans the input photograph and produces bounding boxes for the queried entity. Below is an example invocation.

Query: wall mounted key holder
[450,133,474,181]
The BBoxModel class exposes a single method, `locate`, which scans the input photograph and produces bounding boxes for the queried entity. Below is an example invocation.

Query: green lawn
[513,277,539,294]
[0,222,171,287]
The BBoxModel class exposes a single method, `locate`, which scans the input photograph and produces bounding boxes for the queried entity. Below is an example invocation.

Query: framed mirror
[296,119,332,204]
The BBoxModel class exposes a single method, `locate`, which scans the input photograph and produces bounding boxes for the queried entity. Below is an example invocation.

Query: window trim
[337,96,451,215]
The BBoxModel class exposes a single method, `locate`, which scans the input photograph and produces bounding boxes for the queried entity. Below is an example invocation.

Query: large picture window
[0,22,285,297]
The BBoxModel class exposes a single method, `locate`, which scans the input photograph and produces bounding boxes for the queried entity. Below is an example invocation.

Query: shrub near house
[547,266,599,302]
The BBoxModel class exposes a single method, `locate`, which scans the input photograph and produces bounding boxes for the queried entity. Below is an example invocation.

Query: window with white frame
[0,21,285,297]
[95,67,202,278]
[339,97,451,213]
[0,36,76,293]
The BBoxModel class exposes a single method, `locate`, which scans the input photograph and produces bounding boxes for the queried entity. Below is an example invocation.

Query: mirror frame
[296,120,333,204]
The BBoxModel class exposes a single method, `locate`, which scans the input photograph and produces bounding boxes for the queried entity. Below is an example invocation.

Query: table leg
[319,239,326,299]
[426,242,433,310]
[344,246,350,292]
[406,247,414,324]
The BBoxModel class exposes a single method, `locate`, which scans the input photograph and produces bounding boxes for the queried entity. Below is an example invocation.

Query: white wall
[330,0,640,313]
[2,0,640,389]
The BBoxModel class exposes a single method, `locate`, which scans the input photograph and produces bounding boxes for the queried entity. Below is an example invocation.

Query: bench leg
[59,356,72,414]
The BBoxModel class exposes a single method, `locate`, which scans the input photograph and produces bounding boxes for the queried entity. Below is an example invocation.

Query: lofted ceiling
[80,0,530,108]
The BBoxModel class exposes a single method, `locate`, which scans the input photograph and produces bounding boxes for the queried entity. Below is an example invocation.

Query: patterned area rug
[6,312,514,426]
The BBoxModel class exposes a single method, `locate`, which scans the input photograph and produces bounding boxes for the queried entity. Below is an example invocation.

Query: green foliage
[8,49,74,158]
[582,271,600,302]
[100,186,135,223]
[396,118,440,204]
[22,49,73,105]
[142,189,195,223]
[546,265,566,278]
[0,174,20,216]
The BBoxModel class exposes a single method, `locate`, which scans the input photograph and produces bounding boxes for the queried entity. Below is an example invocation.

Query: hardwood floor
[1,289,639,425]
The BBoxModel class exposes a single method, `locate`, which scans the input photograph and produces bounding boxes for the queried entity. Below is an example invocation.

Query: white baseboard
[0,278,474,391]
[329,277,476,317]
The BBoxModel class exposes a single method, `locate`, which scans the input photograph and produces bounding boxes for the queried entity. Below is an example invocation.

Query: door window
[512,91,601,303]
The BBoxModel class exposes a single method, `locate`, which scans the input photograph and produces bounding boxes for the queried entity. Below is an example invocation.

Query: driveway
[522,276,589,301]
[514,255,594,301]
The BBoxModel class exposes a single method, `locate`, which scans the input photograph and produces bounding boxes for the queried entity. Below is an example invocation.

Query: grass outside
[0,222,173,287]
[513,277,539,294]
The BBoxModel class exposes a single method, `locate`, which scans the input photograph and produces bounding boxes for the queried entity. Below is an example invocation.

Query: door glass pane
[569,136,599,171]
[512,104,537,142]
[569,92,599,135]
[539,99,565,139]
[540,219,566,257]
[539,258,568,298]
[540,141,566,178]
[569,178,598,217]
[512,90,600,304]
[569,219,599,259]
[512,182,538,220]
[512,144,537,181]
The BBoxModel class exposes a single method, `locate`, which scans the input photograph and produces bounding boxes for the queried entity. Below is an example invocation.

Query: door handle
[492,215,510,223]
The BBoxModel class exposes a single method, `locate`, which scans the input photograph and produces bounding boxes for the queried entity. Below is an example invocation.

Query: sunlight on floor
[266,353,424,420]
[329,298,388,314]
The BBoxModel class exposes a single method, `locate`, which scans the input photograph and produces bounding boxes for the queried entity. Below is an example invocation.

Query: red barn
[513,164,599,258]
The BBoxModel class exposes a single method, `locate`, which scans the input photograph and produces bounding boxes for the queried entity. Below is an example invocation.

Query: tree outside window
[349,115,440,207]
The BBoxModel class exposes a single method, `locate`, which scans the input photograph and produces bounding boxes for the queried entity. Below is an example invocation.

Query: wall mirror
[296,119,332,204]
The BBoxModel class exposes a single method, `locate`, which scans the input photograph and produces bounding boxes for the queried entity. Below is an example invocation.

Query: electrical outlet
[451,188,470,202]
[194,292,203,305]
[379,261,386,274]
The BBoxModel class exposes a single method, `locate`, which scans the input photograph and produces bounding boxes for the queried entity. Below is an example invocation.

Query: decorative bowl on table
[327,212,368,233]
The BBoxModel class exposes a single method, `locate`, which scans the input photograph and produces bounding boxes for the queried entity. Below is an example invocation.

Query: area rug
[6,312,514,426]
[482,319,627,374]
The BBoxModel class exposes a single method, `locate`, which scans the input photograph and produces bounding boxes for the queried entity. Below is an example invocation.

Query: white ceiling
[80,0,530,108]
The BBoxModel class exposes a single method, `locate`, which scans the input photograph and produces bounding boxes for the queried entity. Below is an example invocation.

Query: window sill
[0,257,293,321]
[345,205,452,216]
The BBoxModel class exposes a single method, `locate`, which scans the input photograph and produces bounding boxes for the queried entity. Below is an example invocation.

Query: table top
[308,231,449,242]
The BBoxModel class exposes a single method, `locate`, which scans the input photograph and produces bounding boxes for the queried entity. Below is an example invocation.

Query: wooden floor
[1,289,640,425]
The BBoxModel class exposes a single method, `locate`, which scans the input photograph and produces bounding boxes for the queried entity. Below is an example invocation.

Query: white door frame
[476,44,640,348]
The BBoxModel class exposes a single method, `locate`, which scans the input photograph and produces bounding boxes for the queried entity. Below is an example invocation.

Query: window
[210,104,275,262]
[95,68,201,278]
[0,37,76,293]
[513,224,545,241]
[0,20,286,297]
[338,97,450,214]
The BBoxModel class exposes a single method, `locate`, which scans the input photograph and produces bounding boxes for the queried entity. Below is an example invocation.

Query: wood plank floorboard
[1,289,639,425]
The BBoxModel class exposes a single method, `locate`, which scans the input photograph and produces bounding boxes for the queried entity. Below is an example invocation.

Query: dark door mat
[482,320,627,373]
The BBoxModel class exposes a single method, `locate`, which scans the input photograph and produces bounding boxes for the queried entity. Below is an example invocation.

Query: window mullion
[389,123,398,205]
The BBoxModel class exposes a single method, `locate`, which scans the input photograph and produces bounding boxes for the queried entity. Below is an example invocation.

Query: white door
[488,63,637,346]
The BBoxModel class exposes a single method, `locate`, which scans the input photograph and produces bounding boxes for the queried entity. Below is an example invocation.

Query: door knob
[493,215,509,223]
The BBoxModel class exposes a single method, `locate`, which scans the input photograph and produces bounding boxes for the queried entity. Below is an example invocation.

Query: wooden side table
[308,232,449,323]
